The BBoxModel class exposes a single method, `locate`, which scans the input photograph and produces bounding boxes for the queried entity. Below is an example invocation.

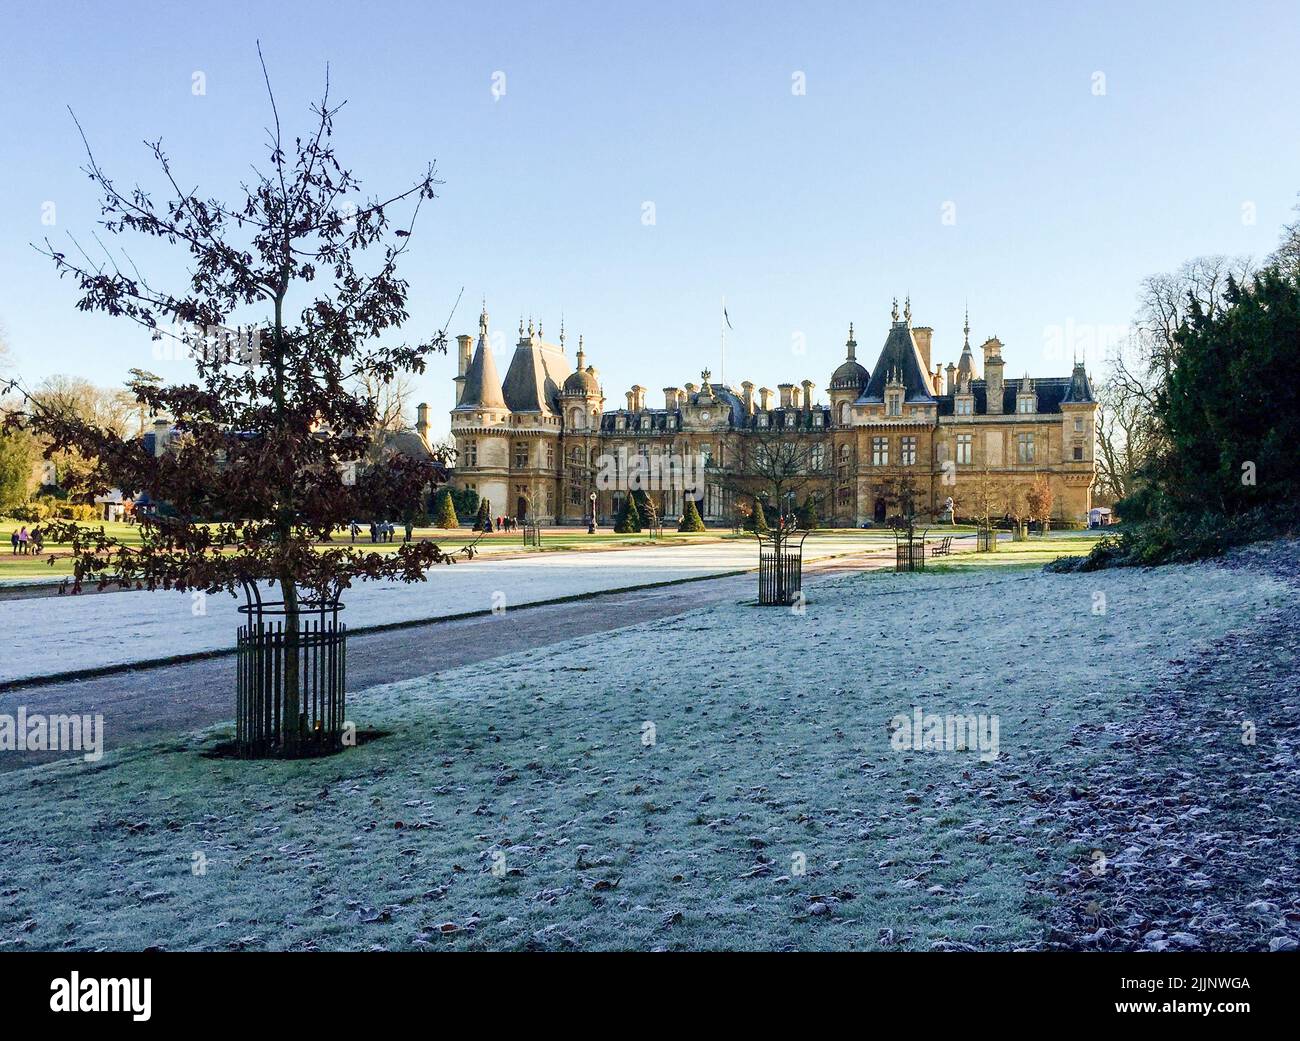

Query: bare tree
[355,370,413,465]
[721,424,826,545]
[1271,194,1300,281]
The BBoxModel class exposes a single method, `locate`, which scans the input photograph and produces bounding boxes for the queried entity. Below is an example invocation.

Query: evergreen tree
[0,427,35,515]
[474,498,492,531]
[678,495,706,532]
[433,488,458,528]
[751,498,769,534]
[796,494,819,530]
[614,494,642,533]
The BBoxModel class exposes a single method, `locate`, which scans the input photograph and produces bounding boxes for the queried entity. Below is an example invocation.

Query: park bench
[931,536,953,557]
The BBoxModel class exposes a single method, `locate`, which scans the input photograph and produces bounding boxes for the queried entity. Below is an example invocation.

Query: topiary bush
[678,496,705,532]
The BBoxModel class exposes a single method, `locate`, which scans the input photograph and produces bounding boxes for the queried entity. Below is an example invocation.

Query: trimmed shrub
[614,495,642,534]
[433,488,458,528]
[678,496,706,532]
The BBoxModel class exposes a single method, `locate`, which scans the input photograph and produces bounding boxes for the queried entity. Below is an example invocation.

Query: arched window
[840,402,851,426]
[570,407,584,429]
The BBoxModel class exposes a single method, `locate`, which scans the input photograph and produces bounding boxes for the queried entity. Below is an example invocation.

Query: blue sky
[2,0,1297,436]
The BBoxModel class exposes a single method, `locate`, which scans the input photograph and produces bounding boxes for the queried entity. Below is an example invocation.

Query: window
[1073,417,1084,432]
[465,439,478,466]
[1018,396,1035,414]
[811,444,825,470]
[701,443,713,466]
[872,437,889,466]
[956,434,972,465]
[569,483,582,506]
[900,436,916,466]
[956,397,973,415]
[514,442,529,468]
[837,487,851,506]
[1017,433,1035,463]
[1073,445,1083,461]
[813,413,823,427]
[570,407,584,429]
[840,402,851,426]
[887,394,902,417]
[837,443,849,480]
[546,443,554,469]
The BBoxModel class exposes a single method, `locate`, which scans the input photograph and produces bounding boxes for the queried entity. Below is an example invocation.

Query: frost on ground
[0,552,1291,951]
[1038,540,1300,952]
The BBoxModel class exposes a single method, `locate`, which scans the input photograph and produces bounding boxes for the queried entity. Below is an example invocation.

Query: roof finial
[576,333,585,370]
[559,314,565,346]
[891,297,899,322]
[519,315,525,337]
[904,294,911,324]
[847,322,856,360]
[963,304,971,350]
[527,315,535,337]
[479,299,489,337]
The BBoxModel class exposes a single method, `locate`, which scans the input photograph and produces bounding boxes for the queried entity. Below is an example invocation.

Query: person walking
[9,529,18,554]
[17,526,30,555]
[30,525,43,554]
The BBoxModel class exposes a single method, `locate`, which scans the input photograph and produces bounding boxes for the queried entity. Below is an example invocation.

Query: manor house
[430,299,1097,527]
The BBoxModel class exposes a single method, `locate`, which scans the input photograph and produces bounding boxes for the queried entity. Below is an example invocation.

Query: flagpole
[720,295,726,386]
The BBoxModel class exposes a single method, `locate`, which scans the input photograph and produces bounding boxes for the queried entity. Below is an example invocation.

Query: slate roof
[502,339,571,414]
[936,376,1076,416]
[454,336,506,410]
[858,323,936,403]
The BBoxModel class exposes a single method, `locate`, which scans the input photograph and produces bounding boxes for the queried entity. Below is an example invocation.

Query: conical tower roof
[455,307,506,410]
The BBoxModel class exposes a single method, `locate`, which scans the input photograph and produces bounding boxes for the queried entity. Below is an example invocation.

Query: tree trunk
[280,566,300,753]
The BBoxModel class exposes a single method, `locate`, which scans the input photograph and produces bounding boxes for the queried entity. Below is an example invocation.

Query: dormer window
[758,414,769,427]
[1018,396,1035,414]
[887,392,903,417]
[955,397,973,416]
[813,413,823,427]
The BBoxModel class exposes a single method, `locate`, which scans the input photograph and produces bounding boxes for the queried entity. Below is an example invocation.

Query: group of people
[8,525,44,555]
[492,515,521,533]
[347,520,413,544]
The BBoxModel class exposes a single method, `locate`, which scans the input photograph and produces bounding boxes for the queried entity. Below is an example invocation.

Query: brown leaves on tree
[3,53,457,603]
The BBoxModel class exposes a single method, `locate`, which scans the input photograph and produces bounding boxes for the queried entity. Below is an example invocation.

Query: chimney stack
[778,383,794,409]
[758,387,773,411]
[663,387,679,409]
[945,362,957,396]
[740,380,754,414]
[152,417,170,457]
[912,326,933,372]
[983,338,1005,414]
[625,390,635,411]
[801,380,814,414]
[416,403,431,446]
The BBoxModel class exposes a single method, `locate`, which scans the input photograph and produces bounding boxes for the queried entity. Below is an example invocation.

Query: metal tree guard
[893,522,929,572]
[977,525,998,552]
[236,579,347,758]
[757,527,810,605]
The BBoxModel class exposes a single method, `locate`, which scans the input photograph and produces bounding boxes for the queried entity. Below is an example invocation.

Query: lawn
[0,547,1282,950]
[0,518,910,583]
[923,531,1105,573]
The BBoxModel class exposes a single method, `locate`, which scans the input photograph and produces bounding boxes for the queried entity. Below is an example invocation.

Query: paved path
[0,547,906,771]
[0,534,919,685]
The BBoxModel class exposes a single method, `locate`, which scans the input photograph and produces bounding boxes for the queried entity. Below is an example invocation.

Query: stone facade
[440,300,1098,526]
